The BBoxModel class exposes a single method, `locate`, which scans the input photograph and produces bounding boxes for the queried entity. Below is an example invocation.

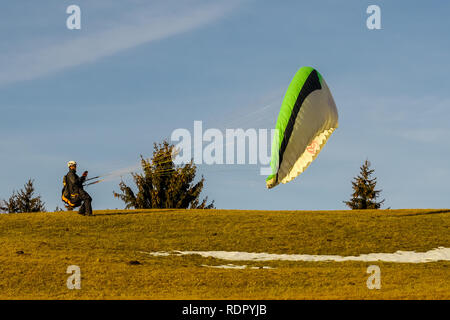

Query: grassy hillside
[0,209,449,299]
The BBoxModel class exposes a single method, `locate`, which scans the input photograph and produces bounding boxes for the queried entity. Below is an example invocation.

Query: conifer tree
[344,160,385,210]
[0,179,46,213]
[113,140,215,209]
[0,193,19,213]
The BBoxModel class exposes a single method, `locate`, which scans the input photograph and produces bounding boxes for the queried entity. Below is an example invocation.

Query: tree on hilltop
[343,160,385,210]
[0,179,46,213]
[113,140,215,209]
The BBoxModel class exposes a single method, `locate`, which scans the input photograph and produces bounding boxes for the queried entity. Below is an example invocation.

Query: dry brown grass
[0,209,449,299]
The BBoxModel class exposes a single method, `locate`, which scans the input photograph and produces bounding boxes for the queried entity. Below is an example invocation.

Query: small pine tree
[344,160,385,210]
[0,179,46,213]
[0,192,19,213]
[113,140,215,209]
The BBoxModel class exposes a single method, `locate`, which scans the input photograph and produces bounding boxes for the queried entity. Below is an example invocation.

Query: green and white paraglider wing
[266,67,338,189]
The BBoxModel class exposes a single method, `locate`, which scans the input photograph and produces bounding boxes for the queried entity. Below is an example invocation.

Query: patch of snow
[140,247,450,263]
[201,264,274,269]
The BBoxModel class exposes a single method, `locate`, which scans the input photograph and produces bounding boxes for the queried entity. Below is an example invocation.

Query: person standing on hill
[64,161,93,216]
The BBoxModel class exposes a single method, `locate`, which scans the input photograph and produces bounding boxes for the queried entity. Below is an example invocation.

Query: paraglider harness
[61,174,101,210]
[61,174,81,210]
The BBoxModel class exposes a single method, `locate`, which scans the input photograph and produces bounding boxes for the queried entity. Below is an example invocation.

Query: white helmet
[67,160,77,168]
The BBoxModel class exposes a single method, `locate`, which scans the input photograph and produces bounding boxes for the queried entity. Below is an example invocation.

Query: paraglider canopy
[266,67,338,189]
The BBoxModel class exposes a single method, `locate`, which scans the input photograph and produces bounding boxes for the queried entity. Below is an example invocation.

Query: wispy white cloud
[0,1,241,86]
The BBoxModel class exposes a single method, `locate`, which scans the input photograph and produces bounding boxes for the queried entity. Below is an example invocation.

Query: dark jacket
[66,169,86,195]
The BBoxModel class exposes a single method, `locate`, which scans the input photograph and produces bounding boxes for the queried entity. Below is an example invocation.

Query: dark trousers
[78,190,93,216]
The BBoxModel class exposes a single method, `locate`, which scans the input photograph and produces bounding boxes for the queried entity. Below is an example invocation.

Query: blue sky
[0,0,449,211]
